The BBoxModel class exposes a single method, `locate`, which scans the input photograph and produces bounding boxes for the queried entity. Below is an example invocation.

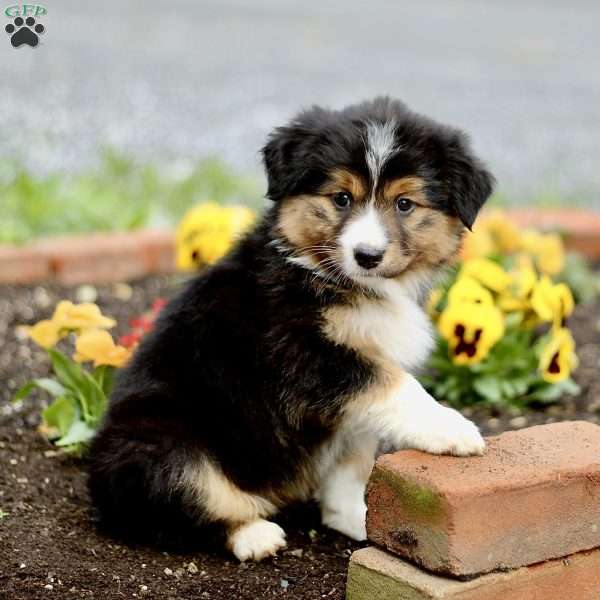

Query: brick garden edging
[508,208,600,260]
[366,421,600,577]
[0,230,174,285]
[347,546,600,600]
[349,421,600,599]
[0,209,599,285]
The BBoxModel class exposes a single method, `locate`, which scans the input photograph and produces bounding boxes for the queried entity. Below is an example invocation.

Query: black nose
[353,245,384,269]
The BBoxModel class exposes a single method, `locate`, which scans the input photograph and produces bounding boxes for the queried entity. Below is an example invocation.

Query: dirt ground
[1,276,599,599]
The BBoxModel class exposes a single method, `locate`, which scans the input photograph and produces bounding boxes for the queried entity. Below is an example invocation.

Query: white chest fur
[321,278,434,373]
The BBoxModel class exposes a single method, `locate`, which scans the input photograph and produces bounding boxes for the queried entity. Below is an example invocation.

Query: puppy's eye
[332,192,353,209]
[396,197,415,214]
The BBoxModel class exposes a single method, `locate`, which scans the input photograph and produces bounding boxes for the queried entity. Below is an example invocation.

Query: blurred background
[2,0,599,242]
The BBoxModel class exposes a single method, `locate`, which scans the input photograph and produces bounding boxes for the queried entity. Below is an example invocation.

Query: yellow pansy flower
[512,255,537,298]
[497,255,537,313]
[24,320,62,349]
[197,232,234,266]
[539,327,578,383]
[530,276,574,328]
[73,330,131,368]
[520,230,565,276]
[52,301,116,331]
[176,202,256,270]
[460,210,521,260]
[447,276,494,307]
[480,210,521,253]
[438,302,505,365]
[23,301,116,349]
[460,258,511,293]
[461,227,495,261]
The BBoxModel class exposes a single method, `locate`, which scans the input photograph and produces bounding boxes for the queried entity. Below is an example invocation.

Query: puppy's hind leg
[316,434,378,541]
[180,458,286,561]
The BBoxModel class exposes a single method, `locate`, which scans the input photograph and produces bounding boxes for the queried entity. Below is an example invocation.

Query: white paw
[407,407,485,457]
[321,502,367,541]
[228,520,287,562]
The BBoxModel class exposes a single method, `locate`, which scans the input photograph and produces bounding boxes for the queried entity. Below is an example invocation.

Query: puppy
[88,97,493,561]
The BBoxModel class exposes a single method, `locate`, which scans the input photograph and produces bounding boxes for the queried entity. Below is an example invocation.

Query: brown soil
[0,428,357,600]
[0,276,598,599]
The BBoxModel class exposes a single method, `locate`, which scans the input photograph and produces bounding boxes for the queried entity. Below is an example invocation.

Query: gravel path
[2,0,599,204]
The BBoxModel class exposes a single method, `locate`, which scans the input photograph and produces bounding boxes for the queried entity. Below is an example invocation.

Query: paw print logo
[5,16,45,47]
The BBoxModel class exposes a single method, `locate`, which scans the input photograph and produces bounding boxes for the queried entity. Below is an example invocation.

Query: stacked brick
[0,230,174,284]
[347,421,600,599]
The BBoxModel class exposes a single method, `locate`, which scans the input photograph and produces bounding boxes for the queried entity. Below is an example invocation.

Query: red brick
[366,421,600,577]
[506,208,600,259]
[0,230,176,285]
[347,546,600,600]
[0,245,51,284]
[34,233,147,285]
[133,230,175,274]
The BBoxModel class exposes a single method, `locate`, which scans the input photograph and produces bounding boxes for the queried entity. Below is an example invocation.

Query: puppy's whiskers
[310,251,358,296]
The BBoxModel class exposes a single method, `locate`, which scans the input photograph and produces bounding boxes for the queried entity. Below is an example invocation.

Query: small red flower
[129,316,153,332]
[151,298,168,313]
[118,332,142,349]
[119,298,167,349]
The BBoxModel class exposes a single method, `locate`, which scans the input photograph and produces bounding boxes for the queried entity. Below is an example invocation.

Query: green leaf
[47,348,107,425]
[557,252,600,304]
[13,378,67,403]
[500,380,516,397]
[528,383,564,402]
[78,374,107,425]
[510,377,532,396]
[446,387,462,403]
[428,355,453,372]
[504,312,524,328]
[473,376,503,403]
[417,374,436,389]
[558,378,581,396]
[55,420,96,447]
[47,349,86,392]
[13,381,37,403]
[34,378,67,397]
[92,365,115,398]
[43,396,77,438]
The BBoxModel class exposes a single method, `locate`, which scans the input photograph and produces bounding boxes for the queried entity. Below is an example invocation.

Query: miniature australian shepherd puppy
[88,97,494,561]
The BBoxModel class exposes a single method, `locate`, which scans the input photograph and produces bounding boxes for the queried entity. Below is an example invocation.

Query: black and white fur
[88,97,493,561]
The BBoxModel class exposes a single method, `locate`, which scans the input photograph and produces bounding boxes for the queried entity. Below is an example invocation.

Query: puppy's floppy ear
[262,107,329,201]
[262,127,305,201]
[440,133,495,230]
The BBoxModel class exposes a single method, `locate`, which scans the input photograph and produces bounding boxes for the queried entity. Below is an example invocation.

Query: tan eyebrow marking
[383,175,425,199]
[320,169,367,200]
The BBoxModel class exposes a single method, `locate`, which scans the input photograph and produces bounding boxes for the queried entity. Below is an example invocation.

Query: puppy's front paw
[322,502,367,541]
[408,407,485,457]
[228,519,287,562]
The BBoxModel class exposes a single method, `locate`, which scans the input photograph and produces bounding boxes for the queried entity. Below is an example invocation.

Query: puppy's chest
[321,289,433,373]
